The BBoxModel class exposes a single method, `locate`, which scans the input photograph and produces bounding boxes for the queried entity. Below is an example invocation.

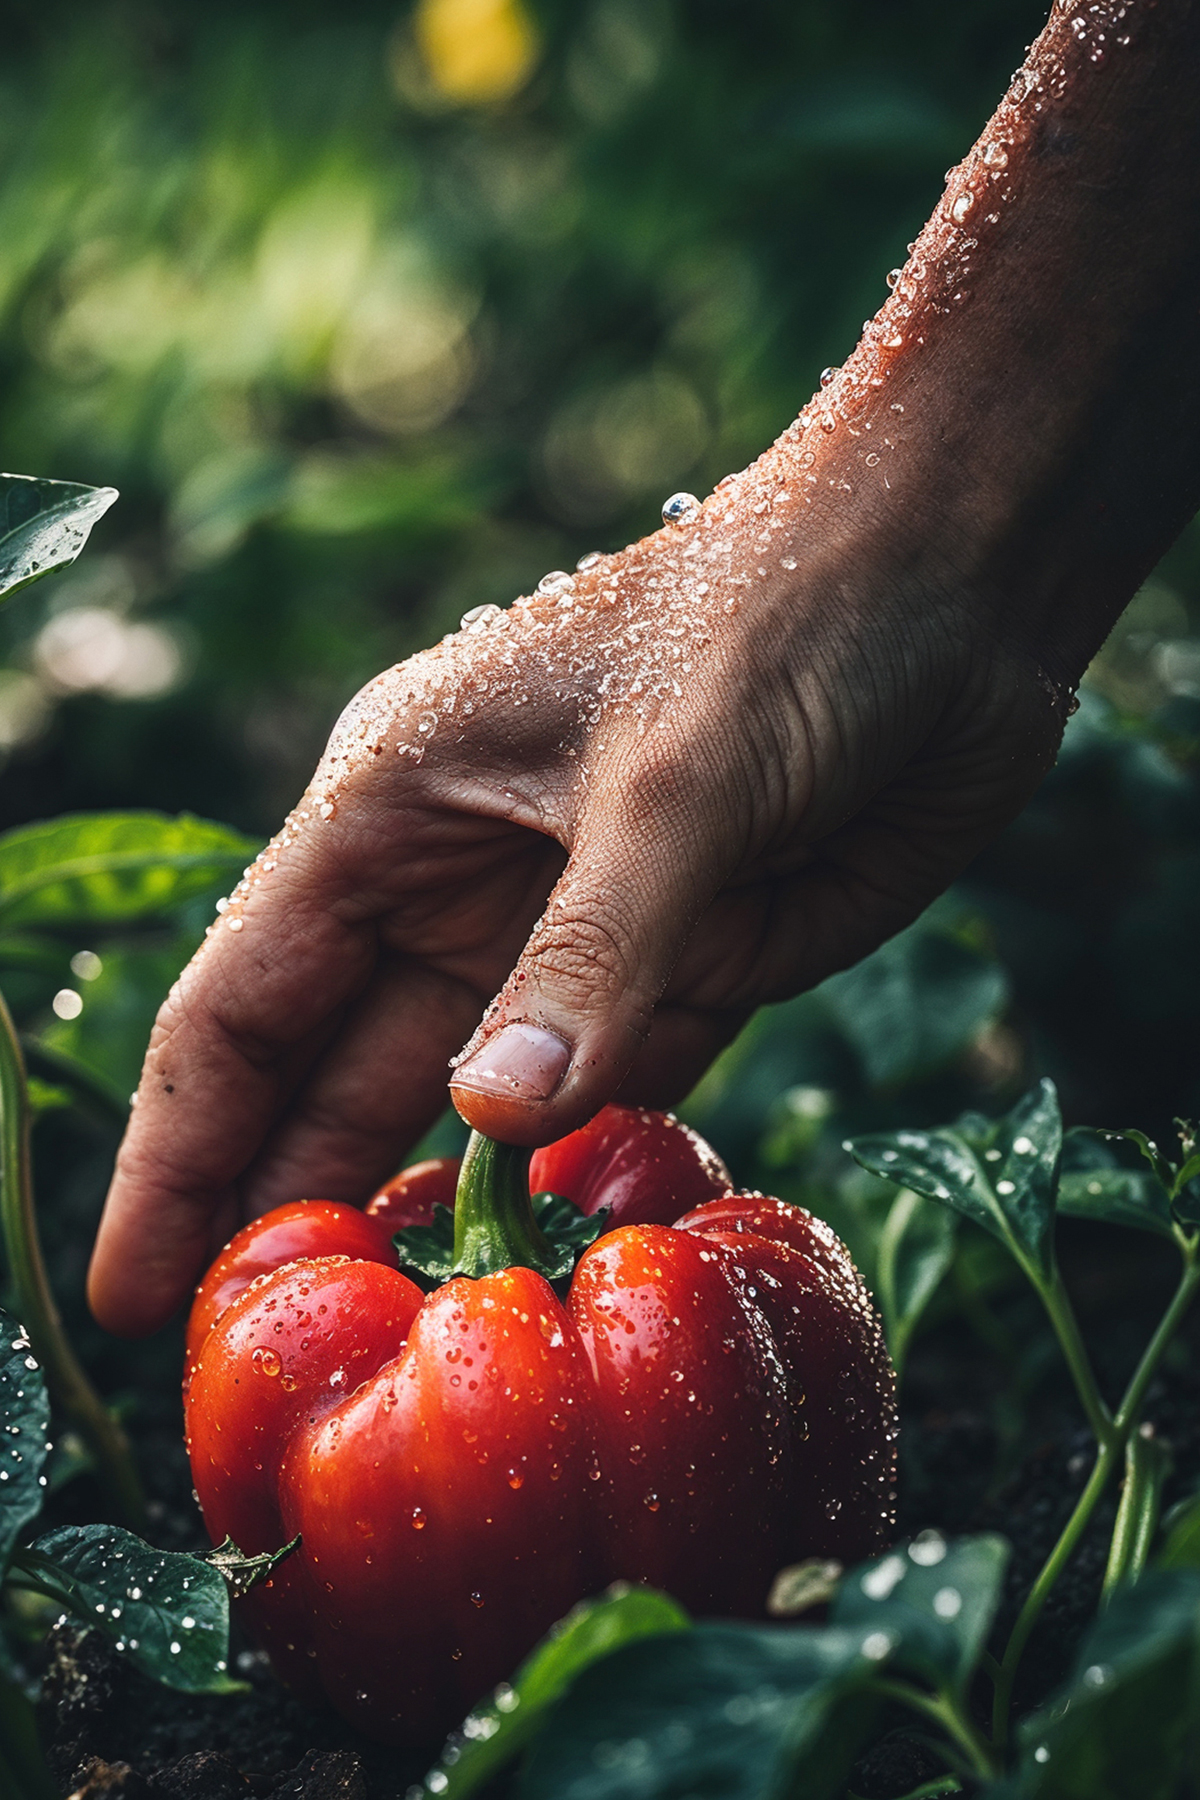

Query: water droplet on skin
[982,141,1009,168]
[508,1469,524,1489]
[885,268,902,289]
[416,711,438,737]
[661,492,700,525]
[227,916,244,932]
[470,1591,485,1607]
[951,191,976,224]
[460,602,502,630]
[318,800,336,821]
[536,571,574,597]
[576,551,603,571]
[252,1347,281,1377]
[819,367,838,387]
[411,1507,427,1529]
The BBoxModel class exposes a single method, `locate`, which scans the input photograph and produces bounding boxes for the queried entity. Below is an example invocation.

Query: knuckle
[526,907,637,1011]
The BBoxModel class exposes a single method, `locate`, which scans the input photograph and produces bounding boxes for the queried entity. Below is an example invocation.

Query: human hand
[88,0,1200,1334]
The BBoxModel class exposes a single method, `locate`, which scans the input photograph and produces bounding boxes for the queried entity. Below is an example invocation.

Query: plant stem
[453,1133,554,1279]
[0,988,144,1527]
[1036,1266,1114,1448]
[1101,1428,1169,1602]
[1113,1253,1200,1434]
[866,1679,998,1782]
[991,1248,1200,1747]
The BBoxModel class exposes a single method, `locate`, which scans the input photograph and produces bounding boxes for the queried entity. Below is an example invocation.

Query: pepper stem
[452,1132,557,1279]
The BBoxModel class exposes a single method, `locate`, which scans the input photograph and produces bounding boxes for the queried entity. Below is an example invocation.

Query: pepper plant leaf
[1015,1569,1200,1798]
[413,1584,688,1800]
[1056,1170,1175,1240]
[18,1525,239,1693]
[831,1532,1009,1698]
[0,812,258,931]
[1157,1491,1200,1571]
[873,1188,957,1370]
[199,1533,300,1602]
[519,1618,881,1800]
[0,1310,50,1574]
[0,474,117,604]
[848,1079,1061,1282]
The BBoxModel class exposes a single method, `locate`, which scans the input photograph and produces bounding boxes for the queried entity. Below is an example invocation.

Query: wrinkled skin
[186,1186,895,1743]
[91,3,1200,1337]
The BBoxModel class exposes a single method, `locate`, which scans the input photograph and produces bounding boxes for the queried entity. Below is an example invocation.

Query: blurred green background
[0,0,1198,1171]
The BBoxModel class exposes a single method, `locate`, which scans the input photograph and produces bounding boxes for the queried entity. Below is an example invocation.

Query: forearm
[762,0,1200,693]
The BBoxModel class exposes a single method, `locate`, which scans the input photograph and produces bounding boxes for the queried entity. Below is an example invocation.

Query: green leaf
[0,812,257,932]
[1099,1129,1176,1196]
[0,1667,58,1800]
[520,1618,882,1800]
[394,1193,605,1288]
[848,1080,1062,1282]
[1056,1170,1175,1240]
[199,1532,300,1601]
[18,1525,237,1693]
[819,912,1007,1089]
[413,1584,688,1800]
[0,1310,49,1573]
[1158,1491,1200,1571]
[1015,1569,1200,1798]
[831,1533,1009,1698]
[874,1189,957,1370]
[0,475,117,604]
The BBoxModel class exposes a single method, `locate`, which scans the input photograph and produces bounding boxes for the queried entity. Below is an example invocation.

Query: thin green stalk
[0,988,144,1527]
[866,1679,998,1783]
[1113,1252,1200,1434]
[991,1445,1113,1747]
[1102,1429,1169,1603]
[1036,1266,1114,1448]
[992,1248,1200,1747]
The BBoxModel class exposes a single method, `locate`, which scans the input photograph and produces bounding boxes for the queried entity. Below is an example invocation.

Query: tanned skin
[90,1,1200,1335]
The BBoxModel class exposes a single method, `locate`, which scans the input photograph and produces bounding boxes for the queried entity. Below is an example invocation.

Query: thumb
[450,774,730,1144]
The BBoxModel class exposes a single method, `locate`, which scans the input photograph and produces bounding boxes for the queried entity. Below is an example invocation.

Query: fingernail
[452,1024,571,1103]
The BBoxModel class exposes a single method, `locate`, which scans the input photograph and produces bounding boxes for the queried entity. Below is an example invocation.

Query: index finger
[87,844,379,1335]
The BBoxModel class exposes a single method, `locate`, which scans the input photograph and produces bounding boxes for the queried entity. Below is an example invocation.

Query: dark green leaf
[1099,1129,1176,1195]
[1057,1170,1175,1239]
[199,1533,300,1602]
[820,917,1006,1089]
[20,1526,237,1693]
[831,1534,1008,1697]
[1015,1569,1200,1798]
[0,1309,49,1573]
[520,1620,883,1800]
[0,1667,58,1800]
[874,1189,957,1370]
[0,812,258,931]
[848,1081,1061,1282]
[414,1584,688,1800]
[1158,1491,1200,1570]
[395,1194,604,1287]
[0,474,117,604]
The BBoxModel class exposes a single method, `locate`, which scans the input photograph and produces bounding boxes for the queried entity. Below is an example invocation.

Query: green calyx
[393,1131,606,1287]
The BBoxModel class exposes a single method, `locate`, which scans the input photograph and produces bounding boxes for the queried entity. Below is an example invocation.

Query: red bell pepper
[184,1106,895,1743]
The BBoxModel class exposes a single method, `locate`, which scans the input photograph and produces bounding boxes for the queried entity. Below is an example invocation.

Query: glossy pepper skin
[185,1108,895,1744]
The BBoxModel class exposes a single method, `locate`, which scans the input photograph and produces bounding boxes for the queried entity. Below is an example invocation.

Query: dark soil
[23,1218,1200,1800]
